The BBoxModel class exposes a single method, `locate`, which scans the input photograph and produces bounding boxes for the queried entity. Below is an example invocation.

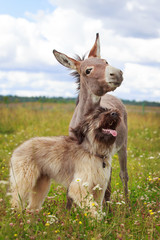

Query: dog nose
[110,112,118,118]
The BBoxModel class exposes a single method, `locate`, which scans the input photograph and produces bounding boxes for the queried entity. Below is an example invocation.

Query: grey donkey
[53,33,128,209]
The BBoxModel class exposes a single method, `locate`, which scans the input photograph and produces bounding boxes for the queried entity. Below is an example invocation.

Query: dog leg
[68,182,101,218]
[10,186,28,209]
[118,145,129,202]
[28,175,51,210]
[66,189,73,210]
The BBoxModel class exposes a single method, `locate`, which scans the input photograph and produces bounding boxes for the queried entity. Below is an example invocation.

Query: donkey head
[53,33,123,96]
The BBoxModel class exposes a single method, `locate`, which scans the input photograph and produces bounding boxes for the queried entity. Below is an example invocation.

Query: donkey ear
[88,33,101,58]
[53,50,80,72]
[71,122,88,144]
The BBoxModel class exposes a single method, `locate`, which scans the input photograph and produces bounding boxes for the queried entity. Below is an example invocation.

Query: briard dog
[10,107,120,217]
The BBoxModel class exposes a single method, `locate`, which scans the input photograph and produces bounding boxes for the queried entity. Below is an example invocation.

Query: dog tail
[10,153,40,209]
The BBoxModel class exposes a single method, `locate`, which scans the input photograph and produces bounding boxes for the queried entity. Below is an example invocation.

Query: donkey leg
[118,145,129,202]
[104,168,112,212]
[28,175,51,210]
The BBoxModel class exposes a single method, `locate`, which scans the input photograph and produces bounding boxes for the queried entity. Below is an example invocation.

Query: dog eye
[85,68,93,75]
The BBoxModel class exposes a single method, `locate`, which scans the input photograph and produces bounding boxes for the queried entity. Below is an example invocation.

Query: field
[0,102,160,240]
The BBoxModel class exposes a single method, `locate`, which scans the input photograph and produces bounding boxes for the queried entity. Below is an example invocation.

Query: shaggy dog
[10,107,120,216]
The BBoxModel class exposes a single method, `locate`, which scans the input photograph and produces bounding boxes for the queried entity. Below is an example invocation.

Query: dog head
[72,107,121,146]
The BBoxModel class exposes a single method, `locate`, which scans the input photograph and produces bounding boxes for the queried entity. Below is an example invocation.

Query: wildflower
[14,234,17,237]
[9,223,14,227]
[121,201,125,204]
[45,223,50,226]
[47,212,51,215]
[75,178,81,182]
[116,183,119,185]
[149,210,154,215]
[82,182,89,187]
[55,230,60,233]
[92,203,95,207]
[27,220,31,224]
[116,202,122,205]
[79,221,82,224]
[93,184,102,191]
[0,180,8,185]
[84,213,87,216]
[47,215,58,224]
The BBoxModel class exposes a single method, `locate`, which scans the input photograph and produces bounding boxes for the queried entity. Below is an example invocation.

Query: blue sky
[0,0,160,101]
[0,0,55,17]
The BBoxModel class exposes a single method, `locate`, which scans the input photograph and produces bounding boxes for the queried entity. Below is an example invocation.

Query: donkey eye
[85,68,92,75]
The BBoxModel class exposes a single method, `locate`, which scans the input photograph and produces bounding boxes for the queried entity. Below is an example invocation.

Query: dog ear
[71,122,88,144]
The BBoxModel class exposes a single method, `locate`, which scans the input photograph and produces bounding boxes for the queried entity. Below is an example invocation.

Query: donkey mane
[70,54,86,91]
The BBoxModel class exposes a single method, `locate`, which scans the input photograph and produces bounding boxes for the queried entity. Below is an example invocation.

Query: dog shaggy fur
[10,107,120,216]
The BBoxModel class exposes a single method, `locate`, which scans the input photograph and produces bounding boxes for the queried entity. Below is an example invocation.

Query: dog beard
[88,107,121,147]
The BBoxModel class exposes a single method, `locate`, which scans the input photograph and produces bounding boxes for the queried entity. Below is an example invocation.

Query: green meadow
[0,102,160,240]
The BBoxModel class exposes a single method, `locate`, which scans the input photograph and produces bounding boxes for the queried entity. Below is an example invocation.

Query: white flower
[116,202,122,205]
[93,184,102,191]
[75,178,81,183]
[0,180,8,185]
[47,215,58,224]
[82,182,89,187]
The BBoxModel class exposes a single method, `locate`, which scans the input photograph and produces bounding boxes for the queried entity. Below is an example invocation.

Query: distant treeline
[0,95,160,107]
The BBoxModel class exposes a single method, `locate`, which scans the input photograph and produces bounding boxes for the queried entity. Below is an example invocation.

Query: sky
[0,0,160,101]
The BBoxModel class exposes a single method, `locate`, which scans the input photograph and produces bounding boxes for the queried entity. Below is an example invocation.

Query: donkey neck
[78,80,101,119]
[69,77,101,136]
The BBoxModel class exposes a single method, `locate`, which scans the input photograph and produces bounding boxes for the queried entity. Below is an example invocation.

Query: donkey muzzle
[106,65,123,88]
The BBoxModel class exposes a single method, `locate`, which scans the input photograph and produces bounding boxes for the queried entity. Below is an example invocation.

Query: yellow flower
[79,221,82,224]
[84,213,87,216]
[45,223,50,226]
[47,212,50,215]
[149,210,154,215]
[55,230,60,233]
[14,234,17,237]
[75,178,81,182]
[116,183,119,185]
[92,203,95,206]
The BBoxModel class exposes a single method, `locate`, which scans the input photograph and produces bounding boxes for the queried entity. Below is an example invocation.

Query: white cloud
[0,1,160,101]
[0,70,77,97]
[111,63,160,101]
[49,0,160,38]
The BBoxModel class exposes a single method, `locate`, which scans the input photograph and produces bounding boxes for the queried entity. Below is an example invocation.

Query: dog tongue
[102,128,117,137]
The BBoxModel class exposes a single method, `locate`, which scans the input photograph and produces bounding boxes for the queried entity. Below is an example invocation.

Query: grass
[0,102,160,240]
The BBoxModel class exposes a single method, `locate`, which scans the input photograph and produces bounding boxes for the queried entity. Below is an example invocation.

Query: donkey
[53,33,128,208]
